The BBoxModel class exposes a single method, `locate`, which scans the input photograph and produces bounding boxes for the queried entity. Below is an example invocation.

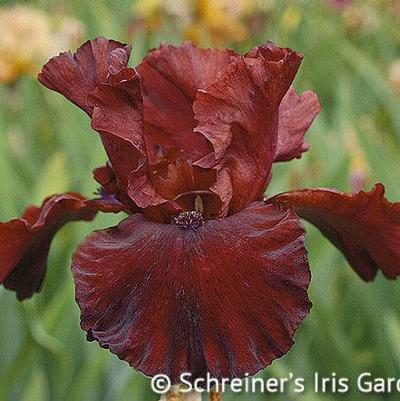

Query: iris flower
[0,4,85,84]
[132,0,265,47]
[1,37,399,383]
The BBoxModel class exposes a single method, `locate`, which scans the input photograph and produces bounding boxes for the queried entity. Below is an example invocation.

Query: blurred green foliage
[0,0,400,400]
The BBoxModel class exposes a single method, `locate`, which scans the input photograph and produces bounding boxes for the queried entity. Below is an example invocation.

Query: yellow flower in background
[0,6,49,83]
[342,4,380,34]
[133,0,270,47]
[280,4,302,33]
[0,5,85,84]
[185,0,254,46]
[133,0,171,32]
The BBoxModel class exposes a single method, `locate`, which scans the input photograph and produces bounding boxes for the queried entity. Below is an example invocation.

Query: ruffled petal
[0,192,124,300]
[89,66,146,188]
[268,184,400,281]
[72,202,311,382]
[137,42,236,163]
[38,37,131,116]
[207,168,233,218]
[275,87,320,162]
[127,157,233,221]
[194,44,304,214]
[38,38,146,194]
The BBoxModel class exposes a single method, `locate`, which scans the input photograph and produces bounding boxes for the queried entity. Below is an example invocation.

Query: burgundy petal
[38,37,131,116]
[194,44,303,214]
[72,202,311,382]
[93,164,117,196]
[137,42,237,163]
[275,87,320,162]
[0,192,123,300]
[127,158,232,221]
[268,184,400,281]
[89,66,146,188]
[38,38,146,195]
[207,168,233,218]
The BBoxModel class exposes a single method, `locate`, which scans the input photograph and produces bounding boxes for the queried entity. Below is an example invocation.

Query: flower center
[174,211,204,229]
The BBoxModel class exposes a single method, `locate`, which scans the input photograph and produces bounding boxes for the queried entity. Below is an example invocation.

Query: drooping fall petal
[137,42,237,163]
[0,192,124,300]
[275,87,320,162]
[194,44,303,214]
[268,184,400,281]
[72,202,311,382]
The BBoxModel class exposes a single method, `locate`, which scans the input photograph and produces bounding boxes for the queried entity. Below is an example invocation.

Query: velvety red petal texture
[275,87,320,162]
[194,44,303,214]
[89,66,146,188]
[39,38,319,221]
[0,193,123,300]
[38,38,145,195]
[38,37,131,116]
[72,202,311,382]
[137,42,237,163]
[268,184,400,281]
[127,158,231,221]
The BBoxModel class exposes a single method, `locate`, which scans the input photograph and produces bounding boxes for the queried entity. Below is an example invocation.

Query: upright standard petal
[268,184,400,281]
[275,87,320,162]
[137,42,236,162]
[38,37,131,116]
[38,37,147,195]
[72,202,311,383]
[0,193,124,300]
[194,44,303,214]
[89,66,147,188]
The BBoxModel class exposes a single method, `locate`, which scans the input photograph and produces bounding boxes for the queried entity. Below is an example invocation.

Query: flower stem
[209,389,221,401]
[157,386,221,400]
[158,386,203,401]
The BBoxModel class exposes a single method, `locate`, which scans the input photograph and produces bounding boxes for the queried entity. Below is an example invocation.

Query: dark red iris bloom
[1,37,399,383]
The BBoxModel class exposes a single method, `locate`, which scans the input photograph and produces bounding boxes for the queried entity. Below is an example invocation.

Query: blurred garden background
[1,0,400,400]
